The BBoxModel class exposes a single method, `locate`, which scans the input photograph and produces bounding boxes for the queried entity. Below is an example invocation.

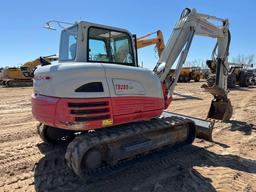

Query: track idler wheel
[65,135,108,177]
[82,148,103,170]
[37,123,75,144]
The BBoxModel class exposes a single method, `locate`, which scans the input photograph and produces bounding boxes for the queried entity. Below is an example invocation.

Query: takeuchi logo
[34,75,51,80]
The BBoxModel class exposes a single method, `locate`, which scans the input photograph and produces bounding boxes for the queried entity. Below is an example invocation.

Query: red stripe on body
[32,94,165,131]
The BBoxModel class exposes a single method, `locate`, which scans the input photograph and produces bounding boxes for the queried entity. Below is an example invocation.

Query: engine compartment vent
[75,82,104,92]
[68,100,111,122]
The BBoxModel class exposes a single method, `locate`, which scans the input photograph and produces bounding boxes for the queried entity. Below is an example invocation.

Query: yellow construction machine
[137,32,202,83]
[136,30,165,56]
[1,55,58,87]
[178,67,202,82]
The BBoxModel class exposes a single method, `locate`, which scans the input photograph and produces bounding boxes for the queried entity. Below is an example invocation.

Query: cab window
[89,38,109,62]
[59,25,78,61]
[88,27,134,66]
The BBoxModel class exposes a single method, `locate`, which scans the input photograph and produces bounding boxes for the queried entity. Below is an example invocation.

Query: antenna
[44,22,56,30]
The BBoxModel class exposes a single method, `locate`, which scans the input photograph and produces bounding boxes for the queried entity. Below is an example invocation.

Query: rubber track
[65,116,195,178]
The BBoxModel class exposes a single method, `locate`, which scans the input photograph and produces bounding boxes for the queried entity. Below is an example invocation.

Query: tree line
[185,54,255,69]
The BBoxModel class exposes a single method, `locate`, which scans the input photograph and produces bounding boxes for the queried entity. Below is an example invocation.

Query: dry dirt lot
[0,82,255,192]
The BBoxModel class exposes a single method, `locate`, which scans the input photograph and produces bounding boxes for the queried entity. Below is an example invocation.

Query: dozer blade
[161,111,214,141]
[201,84,233,122]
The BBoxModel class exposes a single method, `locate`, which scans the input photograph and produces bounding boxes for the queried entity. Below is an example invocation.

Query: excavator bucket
[207,98,232,121]
[201,84,233,122]
[161,111,214,141]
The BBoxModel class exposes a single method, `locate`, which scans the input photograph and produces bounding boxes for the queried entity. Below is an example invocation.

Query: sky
[0,0,255,69]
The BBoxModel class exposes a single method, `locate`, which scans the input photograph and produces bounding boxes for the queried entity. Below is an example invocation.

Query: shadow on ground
[34,137,256,192]
[230,86,254,92]
[173,92,203,101]
[228,120,255,135]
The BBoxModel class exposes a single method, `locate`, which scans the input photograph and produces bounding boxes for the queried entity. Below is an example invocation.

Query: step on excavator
[32,8,233,178]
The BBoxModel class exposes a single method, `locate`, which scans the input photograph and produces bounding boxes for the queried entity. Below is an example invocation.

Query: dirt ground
[0,81,255,192]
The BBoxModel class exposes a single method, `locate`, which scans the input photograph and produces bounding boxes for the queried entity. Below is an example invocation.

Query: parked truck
[178,67,202,82]
[207,62,255,88]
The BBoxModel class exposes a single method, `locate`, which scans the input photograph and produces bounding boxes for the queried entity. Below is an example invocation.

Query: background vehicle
[136,32,202,83]
[136,30,165,57]
[228,63,256,87]
[0,68,3,84]
[207,62,255,88]
[1,55,58,87]
[32,8,232,178]
[178,67,201,82]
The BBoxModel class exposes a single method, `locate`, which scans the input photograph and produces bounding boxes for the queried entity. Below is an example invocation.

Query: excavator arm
[136,30,165,57]
[154,8,232,121]
[21,54,58,77]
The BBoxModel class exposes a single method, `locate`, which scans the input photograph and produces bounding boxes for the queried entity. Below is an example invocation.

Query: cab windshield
[88,27,134,66]
[59,25,78,61]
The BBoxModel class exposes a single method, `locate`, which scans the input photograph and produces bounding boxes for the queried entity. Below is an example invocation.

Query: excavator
[136,30,165,57]
[32,8,232,178]
[1,55,58,87]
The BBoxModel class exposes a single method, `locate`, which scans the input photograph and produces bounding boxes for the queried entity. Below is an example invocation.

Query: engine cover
[32,62,165,130]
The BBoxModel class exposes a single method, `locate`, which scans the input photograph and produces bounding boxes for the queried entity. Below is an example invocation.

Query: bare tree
[185,58,206,68]
[232,54,255,68]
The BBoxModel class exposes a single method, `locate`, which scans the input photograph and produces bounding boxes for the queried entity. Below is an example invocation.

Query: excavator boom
[154,8,232,121]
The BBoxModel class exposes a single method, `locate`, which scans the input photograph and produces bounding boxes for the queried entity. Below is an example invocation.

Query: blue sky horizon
[0,0,255,69]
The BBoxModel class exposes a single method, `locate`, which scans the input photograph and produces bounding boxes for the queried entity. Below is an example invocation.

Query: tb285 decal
[115,84,129,90]
[113,79,145,95]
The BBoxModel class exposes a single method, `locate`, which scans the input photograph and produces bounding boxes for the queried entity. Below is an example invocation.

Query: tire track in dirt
[0,87,40,192]
[0,84,255,192]
[0,143,215,192]
[196,167,256,192]
[0,129,36,143]
[0,144,69,192]
[31,141,256,192]
[232,92,256,122]
[0,146,68,192]
[0,123,37,143]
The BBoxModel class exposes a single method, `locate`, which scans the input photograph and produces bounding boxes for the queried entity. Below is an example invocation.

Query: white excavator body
[32,8,232,178]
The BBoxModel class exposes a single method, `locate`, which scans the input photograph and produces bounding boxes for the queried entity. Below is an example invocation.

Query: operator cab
[59,21,138,66]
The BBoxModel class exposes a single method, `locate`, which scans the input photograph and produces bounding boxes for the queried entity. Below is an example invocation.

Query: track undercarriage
[1,79,33,87]
[37,112,214,179]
